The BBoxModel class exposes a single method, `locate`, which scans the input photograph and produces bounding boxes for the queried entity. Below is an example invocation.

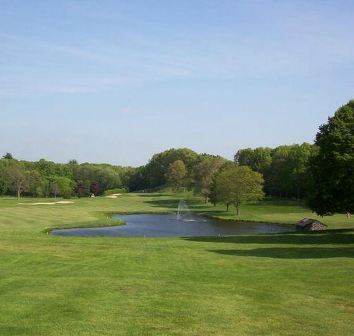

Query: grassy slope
[0,193,353,336]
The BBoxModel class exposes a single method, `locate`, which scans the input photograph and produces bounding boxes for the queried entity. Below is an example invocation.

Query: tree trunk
[236,204,240,217]
[17,187,21,200]
[226,203,229,211]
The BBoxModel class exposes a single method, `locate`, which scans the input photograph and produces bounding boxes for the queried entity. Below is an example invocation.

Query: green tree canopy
[51,176,75,199]
[166,160,187,191]
[234,147,272,173]
[4,161,29,199]
[214,165,264,216]
[144,148,199,189]
[307,100,354,215]
[2,153,14,160]
[194,155,226,202]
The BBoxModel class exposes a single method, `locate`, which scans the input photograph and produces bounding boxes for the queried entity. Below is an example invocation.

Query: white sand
[18,201,75,205]
[18,202,56,205]
[105,193,121,199]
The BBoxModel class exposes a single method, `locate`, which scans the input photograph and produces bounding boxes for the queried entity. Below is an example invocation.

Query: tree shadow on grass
[210,247,354,259]
[184,230,354,245]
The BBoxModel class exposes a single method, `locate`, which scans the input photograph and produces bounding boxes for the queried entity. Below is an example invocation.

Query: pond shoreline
[45,210,297,235]
[50,213,294,237]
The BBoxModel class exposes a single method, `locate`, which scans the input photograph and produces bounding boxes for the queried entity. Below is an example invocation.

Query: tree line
[0,157,133,199]
[1,100,352,216]
[127,144,316,201]
[234,142,315,199]
[127,100,353,217]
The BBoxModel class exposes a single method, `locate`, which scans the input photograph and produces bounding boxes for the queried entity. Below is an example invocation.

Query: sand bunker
[105,193,121,199]
[19,201,75,205]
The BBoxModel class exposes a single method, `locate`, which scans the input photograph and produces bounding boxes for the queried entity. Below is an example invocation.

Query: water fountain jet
[177,200,192,221]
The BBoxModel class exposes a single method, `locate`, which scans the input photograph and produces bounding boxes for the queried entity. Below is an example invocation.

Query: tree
[28,170,49,197]
[307,100,354,216]
[90,181,100,195]
[0,160,10,194]
[287,143,313,200]
[235,147,273,195]
[6,162,29,199]
[235,147,272,172]
[2,153,14,160]
[144,148,199,189]
[214,165,264,217]
[50,179,60,198]
[166,160,187,191]
[194,156,225,202]
[76,180,90,197]
[234,145,315,198]
[53,176,75,198]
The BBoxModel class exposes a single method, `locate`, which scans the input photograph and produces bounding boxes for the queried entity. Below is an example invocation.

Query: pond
[51,213,292,237]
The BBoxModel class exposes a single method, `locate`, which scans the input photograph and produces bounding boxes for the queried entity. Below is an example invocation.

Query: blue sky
[1,0,353,166]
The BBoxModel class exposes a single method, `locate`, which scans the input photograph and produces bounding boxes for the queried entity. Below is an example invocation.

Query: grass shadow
[210,246,354,259]
[184,230,354,245]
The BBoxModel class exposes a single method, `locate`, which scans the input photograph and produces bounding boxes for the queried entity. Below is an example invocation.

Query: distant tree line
[126,144,316,201]
[1,100,352,216]
[0,157,133,199]
[234,142,315,200]
[127,100,353,217]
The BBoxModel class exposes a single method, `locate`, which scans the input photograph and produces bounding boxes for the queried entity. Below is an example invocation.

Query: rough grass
[0,193,353,335]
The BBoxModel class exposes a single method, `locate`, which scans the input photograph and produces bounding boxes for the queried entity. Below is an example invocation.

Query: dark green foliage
[128,148,199,191]
[2,152,14,160]
[144,148,199,188]
[235,147,272,172]
[307,100,354,215]
[0,158,132,198]
[166,160,187,191]
[235,144,314,199]
[194,155,226,202]
[269,143,314,199]
[90,181,100,195]
[127,166,150,191]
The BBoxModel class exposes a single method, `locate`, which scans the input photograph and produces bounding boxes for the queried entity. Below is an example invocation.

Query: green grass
[186,196,354,229]
[0,193,353,335]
